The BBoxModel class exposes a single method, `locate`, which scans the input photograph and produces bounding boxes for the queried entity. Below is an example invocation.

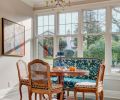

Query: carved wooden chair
[16,60,37,100]
[74,64,105,100]
[28,59,63,100]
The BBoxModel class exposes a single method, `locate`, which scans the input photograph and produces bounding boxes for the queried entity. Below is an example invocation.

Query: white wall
[0,0,33,89]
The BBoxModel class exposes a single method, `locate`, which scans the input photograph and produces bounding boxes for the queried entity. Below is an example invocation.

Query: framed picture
[2,18,25,57]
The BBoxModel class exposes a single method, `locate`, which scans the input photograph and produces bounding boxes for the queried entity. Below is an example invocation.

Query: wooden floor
[1,87,120,100]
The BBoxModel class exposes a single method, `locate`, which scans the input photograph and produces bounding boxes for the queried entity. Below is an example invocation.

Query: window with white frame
[83,9,106,34]
[35,6,120,74]
[83,9,106,60]
[58,36,77,57]
[59,12,78,35]
[37,14,55,64]
[112,7,120,73]
[58,12,78,57]
[38,15,55,35]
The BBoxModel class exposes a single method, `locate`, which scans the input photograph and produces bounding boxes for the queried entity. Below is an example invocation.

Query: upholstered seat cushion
[75,82,96,88]
[64,77,96,89]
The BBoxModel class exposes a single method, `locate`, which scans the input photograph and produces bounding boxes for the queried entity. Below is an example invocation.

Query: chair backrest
[96,64,105,86]
[28,59,51,90]
[16,60,28,81]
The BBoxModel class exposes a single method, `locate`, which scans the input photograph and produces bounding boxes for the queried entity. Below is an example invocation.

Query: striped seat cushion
[75,82,96,88]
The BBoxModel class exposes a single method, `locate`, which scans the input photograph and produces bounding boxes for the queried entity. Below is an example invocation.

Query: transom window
[83,9,106,34]
[38,15,55,35]
[59,12,78,35]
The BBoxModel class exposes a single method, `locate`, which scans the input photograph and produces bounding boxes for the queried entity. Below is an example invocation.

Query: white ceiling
[21,0,84,7]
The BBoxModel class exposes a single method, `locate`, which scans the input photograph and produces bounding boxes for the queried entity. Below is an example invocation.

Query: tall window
[112,7,120,73]
[59,12,78,35]
[38,15,55,35]
[83,9,106,60]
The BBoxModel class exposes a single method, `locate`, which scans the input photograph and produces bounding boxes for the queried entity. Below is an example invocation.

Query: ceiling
[21,0,111,10]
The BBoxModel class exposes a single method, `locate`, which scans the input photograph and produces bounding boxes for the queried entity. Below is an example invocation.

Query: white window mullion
[54,12,59,58]
[77,10,83,57]
[105,6,112,74]
[34,15,39,59]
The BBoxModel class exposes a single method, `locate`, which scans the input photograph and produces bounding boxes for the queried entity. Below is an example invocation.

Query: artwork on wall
[2,18,25,57]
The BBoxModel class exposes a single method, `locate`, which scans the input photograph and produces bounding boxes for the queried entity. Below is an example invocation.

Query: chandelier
[46,0,71,8]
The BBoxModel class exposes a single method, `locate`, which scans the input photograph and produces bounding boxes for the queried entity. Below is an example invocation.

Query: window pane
[44,16,49,25]
[112,34,120,73]
[60,14,65,24]
[72,12,78,23]
[49,15,54,25]
[38,37,53,65]
[66,13,72,24]
[83,35,105,60]
[112,7,120,32]
[49,26,54,34]
[38,16,43,26]
[38,27,43,35]
[44,26,49,35]
[59,12,78,35]
[59,25,66,35]
[59,37,77,57]
[83,9,106,34]
[38,15,55,35]
[66,24,72,34]
[72,24,78,34]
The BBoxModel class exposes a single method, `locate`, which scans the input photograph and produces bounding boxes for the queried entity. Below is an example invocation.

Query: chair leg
[27,87,30,100]
[82,92,85,100]
[35,93,37,100]
[100,91,104,100]
[48,94,52,100]
[96,93,99,100]
[74,91,77,100]
[29,91,32,100]
[67,90,69,97]
[19,84,22,100]
[43,94,46,100]
[60,92,63,100]
[39,94,42,100]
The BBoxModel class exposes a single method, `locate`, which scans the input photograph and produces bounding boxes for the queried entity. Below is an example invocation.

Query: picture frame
[2,18,25,57]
